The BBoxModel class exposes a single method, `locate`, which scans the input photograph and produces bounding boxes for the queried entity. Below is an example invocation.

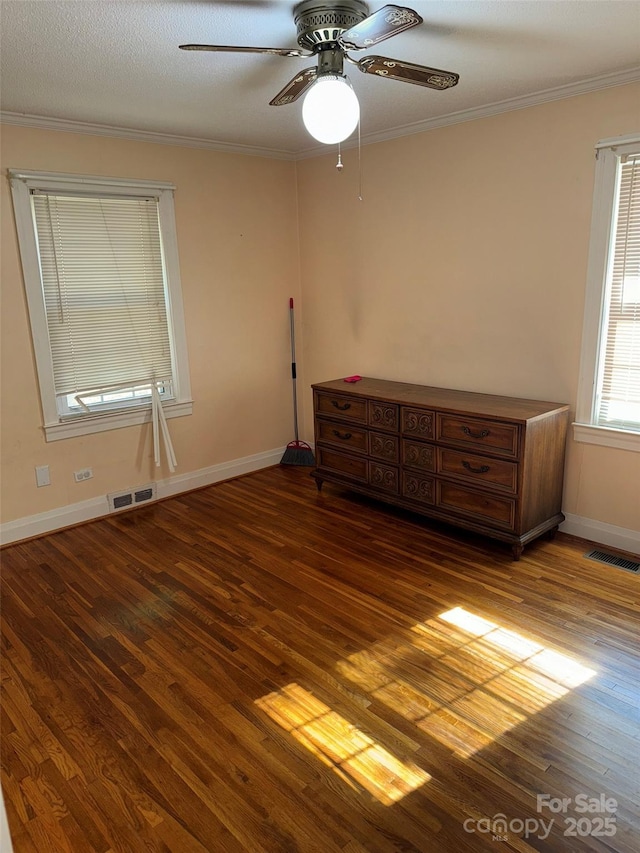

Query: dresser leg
[314,477,324,493]
[512,543,523,561]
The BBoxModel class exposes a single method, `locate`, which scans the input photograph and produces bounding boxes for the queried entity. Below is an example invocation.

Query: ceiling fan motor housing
[294,0,369,50]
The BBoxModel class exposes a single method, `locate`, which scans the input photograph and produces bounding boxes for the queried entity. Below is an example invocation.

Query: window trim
[574,134,640,452]
[9,169,192,441]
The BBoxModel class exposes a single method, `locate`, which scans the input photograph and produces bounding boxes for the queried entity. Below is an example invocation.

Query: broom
[281,298,315,466]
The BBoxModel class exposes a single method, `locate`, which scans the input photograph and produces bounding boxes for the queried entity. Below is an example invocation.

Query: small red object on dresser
[343,375,362,383]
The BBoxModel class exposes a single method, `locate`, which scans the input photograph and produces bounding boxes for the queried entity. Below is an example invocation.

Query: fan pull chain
[334,129,363,202]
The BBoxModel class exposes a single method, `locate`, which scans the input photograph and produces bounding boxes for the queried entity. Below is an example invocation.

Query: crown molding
[2,68,639,162]
[296,67,640,159]
[0,112,297,161]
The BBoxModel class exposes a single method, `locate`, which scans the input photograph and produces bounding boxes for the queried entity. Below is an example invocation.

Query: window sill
[44,399,193,442]
[572,422,640,452]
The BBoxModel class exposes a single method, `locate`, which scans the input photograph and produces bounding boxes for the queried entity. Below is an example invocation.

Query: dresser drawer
[316,419,368,454]
[437,482,516,530]
[402,439,435,472]
[369,432,399,463]
[401,407,435,440]
[437,414,520,458]
[316,447,368,483]
[315,391,367,423]
[402,472,435,506]
[437,448,518,494]
[369,462,399,494]
[368,401,399,432]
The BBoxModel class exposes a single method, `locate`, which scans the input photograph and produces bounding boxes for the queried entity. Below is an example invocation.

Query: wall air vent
[112,493,133,510]
[584,549,640,573]
[108,483,156,513]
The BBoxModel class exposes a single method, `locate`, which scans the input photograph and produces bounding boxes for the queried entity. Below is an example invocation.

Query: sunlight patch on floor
[337,605,596,759]
[255,682,430,805]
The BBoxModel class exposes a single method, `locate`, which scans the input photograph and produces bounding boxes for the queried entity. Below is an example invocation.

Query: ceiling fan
[180,1,460,144]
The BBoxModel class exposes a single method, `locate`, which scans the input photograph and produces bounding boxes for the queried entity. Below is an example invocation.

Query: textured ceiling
[1,1,639,157]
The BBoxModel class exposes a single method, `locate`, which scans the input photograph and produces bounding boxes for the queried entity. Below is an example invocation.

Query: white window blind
[31,191,174,409]
[10,170,191,442]
[596,155,640,432]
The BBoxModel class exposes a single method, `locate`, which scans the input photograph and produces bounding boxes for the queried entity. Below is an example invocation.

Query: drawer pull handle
[333,430,352,440]
[462,426,489,439]
[462,461,490,474]
[332,400,351,411]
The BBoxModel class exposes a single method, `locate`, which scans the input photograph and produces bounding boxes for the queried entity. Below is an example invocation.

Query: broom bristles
[281,440,315,466]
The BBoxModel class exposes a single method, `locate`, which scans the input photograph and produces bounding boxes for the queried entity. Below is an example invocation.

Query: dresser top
[312,377,569,422]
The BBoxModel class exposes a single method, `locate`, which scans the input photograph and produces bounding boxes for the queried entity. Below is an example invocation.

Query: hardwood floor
[1,465,639,852]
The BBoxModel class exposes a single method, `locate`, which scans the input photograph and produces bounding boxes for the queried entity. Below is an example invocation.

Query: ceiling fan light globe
[302,75,360,145]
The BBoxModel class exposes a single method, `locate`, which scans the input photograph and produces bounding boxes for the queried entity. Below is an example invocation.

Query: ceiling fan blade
[357,56,459,90]
[270,68,318,106]
[339,5,422,50]
[179,44,312,58]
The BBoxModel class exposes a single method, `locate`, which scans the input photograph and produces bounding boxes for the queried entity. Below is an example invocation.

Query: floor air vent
[108,483,156,513]
[584,549,640,573]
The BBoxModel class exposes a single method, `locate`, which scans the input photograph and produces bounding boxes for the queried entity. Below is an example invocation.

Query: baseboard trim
[560,513,640,556]
[5,463,636,557]
[0,447,285,546]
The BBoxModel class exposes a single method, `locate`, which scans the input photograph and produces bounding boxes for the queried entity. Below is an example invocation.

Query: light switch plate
[35,465,50,487]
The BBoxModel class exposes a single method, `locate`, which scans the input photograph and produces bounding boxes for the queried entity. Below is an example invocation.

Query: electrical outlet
[35,465,50,487]
[74,468,93,482]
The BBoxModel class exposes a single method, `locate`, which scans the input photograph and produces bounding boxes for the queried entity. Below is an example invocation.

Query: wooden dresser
[311,377,569,559]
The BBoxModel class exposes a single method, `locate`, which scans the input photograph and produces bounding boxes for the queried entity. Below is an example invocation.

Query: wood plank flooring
[1,465,639,852]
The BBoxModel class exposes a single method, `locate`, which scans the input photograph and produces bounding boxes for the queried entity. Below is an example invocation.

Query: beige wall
[296,84,640,532]
[2,83,639,535]
[1,126,300,522]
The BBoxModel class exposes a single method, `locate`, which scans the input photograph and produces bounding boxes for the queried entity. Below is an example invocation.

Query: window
[575,135,640,452]
[9,170,192,441]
